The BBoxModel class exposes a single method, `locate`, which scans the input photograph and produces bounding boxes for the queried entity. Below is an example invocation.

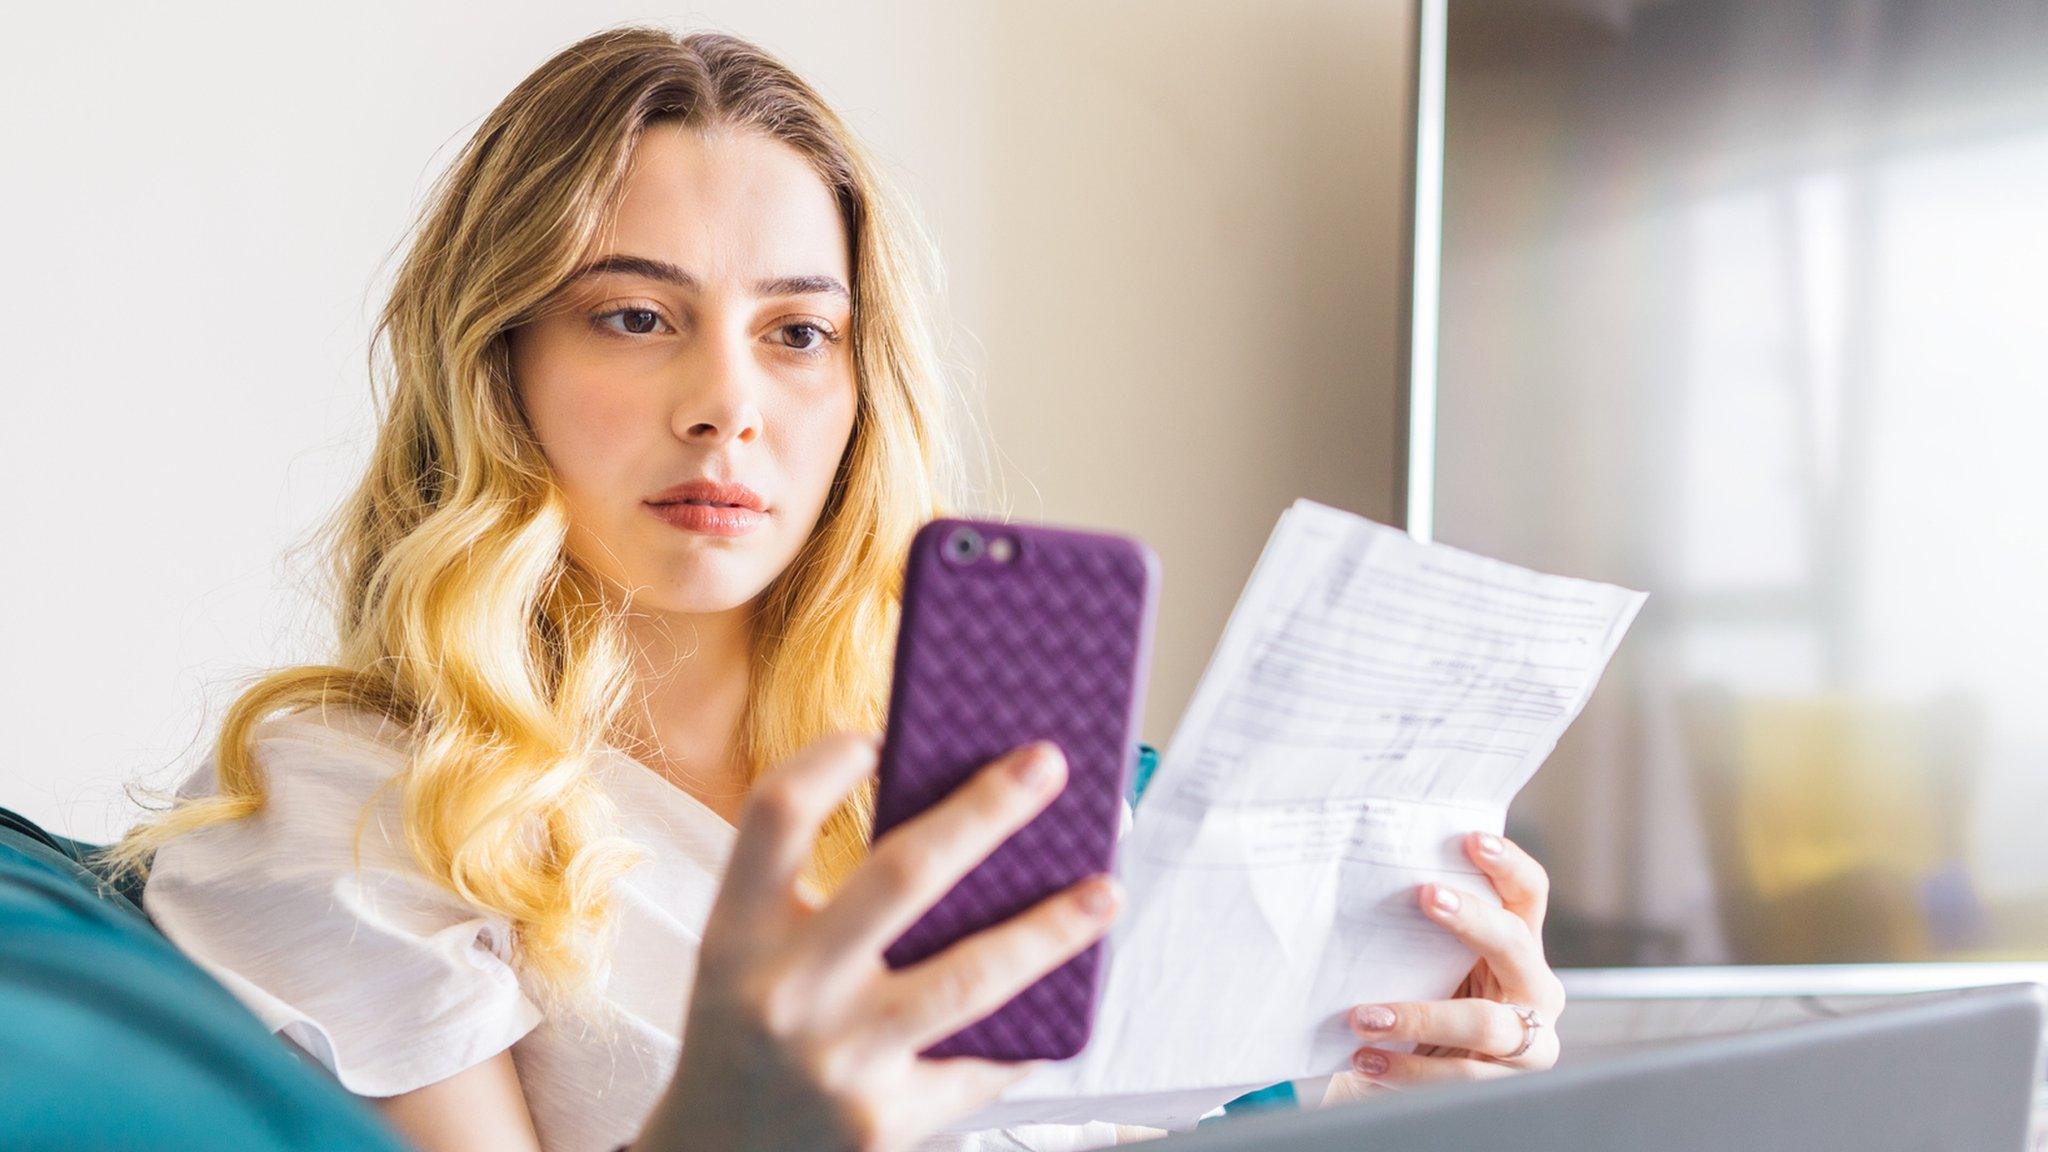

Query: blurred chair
[1679,689,1984,964]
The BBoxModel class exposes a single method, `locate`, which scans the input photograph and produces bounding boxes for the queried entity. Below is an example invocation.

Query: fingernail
[1430,886,1462,915]
[1012,743,1064,790]
[1076,876,1121,918]
[1353,1049,1389,1076]
[1354,1004,1397,1032]
[1474,832,1503,858]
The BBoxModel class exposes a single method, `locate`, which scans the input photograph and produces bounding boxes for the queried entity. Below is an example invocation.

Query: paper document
[947,500,1647,1132]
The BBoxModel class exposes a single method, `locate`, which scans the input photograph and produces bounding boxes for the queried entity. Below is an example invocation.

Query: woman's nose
[671,336,763,446]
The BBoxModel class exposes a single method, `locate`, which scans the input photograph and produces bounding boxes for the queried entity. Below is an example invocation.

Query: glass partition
[1433,0,2048,969]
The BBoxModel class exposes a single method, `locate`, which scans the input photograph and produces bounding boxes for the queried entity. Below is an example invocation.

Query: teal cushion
[0,807,147,913]
[0,809,412,1152]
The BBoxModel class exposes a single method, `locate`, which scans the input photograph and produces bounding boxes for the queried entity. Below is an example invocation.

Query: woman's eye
[592,307,669,337]
[774,321,838,353]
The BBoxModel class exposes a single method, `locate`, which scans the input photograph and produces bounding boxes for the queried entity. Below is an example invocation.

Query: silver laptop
[1150,982,2045,1151]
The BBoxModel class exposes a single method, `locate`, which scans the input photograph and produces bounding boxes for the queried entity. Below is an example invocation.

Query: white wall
[1,0,1412,842]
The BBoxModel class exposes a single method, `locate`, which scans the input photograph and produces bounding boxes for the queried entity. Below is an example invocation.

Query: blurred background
[4,0,2047,989]
[1436,0,2048,973]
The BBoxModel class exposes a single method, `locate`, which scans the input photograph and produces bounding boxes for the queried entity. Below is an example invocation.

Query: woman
[110,25,1564,1152]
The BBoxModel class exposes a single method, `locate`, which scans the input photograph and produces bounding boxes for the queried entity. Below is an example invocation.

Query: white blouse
[141,705,1127,1152]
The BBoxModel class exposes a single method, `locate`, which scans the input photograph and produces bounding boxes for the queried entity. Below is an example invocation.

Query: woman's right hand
[633,732,1123,1152]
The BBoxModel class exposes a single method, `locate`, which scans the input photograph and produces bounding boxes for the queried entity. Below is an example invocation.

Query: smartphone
[871,516,1160,1060]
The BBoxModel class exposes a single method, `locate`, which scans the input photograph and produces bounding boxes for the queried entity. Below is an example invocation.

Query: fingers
[874,872,1123,1052]
[715,732,882,924]
[1348,998,1556,1066]
[1419,883,1563,1014]
[1347,1045,1524,1089]
[801,742,1069,965]
[1465,832,1550,934]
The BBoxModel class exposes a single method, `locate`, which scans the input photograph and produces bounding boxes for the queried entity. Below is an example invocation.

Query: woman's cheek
[773,381,858,518]
[567,368,664,444]
[514,326,648,457]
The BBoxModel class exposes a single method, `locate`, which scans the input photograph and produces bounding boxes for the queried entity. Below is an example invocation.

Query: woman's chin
[633,591,761,617]
[626,559,776,617]
[568,538,786,618]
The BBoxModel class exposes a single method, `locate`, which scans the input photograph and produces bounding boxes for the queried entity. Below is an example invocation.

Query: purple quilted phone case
[871,517,1160,1061]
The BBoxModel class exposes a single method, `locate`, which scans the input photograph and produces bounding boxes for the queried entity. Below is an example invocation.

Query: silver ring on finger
[1501,1001,1544,1061]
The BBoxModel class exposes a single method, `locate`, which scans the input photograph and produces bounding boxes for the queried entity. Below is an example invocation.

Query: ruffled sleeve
[141,708,544,1098]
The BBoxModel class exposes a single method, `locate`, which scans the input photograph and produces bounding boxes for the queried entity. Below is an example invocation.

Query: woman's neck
[614,602,756,823]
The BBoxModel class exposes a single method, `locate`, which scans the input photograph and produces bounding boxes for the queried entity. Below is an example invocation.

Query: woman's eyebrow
[566,254,847,300]
[756,274,850,301]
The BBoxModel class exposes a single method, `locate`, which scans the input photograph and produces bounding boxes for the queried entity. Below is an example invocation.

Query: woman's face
[509,123,858,617]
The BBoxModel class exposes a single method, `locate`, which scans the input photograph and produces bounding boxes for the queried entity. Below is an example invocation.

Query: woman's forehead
[603,122,850,286]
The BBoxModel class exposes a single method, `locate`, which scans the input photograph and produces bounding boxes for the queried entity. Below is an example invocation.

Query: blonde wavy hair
[108,25,973,1010]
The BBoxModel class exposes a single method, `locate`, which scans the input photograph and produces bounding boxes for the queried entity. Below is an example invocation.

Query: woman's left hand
[1322,830,1565,1102]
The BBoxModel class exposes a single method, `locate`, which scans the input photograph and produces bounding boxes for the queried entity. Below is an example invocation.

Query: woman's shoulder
[155,702,423,872]
[253,701,416,768]
[173,702,413,801]
[141,702,547,1098]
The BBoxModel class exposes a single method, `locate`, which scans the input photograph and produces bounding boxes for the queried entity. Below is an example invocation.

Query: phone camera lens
[944,526,985,565]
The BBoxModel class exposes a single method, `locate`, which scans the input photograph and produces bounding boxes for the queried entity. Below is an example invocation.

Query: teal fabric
[0,806,147,914]
[1126,742,1161,808]
[1124,746,1301,1123]
[0,807,413,1152]
[1205,1079,1299,1122]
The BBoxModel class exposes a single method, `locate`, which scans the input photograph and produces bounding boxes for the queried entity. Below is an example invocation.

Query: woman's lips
[646,500,767,537]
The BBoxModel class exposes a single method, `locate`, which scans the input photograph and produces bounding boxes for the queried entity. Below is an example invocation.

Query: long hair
[107,25,969,1009]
